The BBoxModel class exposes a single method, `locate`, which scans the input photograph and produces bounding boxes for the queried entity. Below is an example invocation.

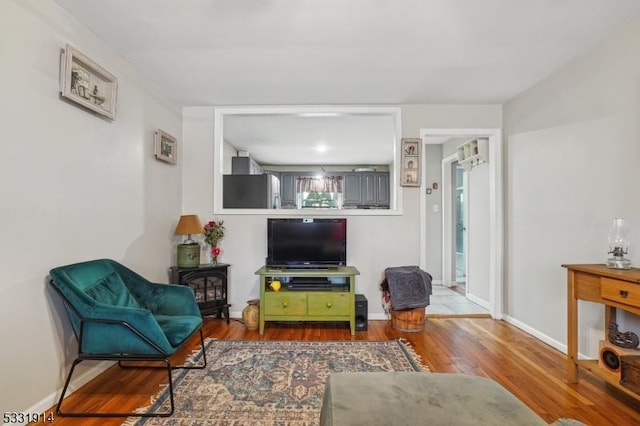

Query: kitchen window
[296,176,343,209]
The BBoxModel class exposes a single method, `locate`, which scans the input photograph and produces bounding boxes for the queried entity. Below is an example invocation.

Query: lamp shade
[174,215,203,236]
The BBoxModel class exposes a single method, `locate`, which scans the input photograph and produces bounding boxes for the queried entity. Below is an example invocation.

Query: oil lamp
[606,218,631,269]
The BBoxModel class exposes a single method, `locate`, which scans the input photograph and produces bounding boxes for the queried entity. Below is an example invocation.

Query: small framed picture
[154,130,178,165]
[401,138,421,187]
[60,44,118,120]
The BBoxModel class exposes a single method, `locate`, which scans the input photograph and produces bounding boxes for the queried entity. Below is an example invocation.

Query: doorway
[418,128,503,320]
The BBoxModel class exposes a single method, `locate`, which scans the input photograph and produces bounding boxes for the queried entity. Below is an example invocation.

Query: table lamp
[606,218,631,269]
[175,214,203,267]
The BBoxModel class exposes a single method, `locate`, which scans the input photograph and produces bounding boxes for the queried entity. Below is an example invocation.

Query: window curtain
[296,176,343,193]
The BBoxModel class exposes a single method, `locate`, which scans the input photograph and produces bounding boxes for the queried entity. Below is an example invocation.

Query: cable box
[286,282,334,291]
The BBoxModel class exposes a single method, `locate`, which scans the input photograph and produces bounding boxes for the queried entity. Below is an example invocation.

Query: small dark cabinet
[169,264,230,322]
[279,172,298,208]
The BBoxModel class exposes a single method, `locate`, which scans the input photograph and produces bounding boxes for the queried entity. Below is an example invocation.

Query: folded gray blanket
[384,266,432,310]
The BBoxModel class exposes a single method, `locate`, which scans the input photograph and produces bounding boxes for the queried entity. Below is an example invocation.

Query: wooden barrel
[390,307,426,332]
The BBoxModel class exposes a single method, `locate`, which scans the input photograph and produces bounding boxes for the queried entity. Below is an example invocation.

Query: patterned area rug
[124,338,429,426]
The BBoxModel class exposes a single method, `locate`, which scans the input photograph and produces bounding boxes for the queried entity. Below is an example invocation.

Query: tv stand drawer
[308,293,351,316]
[264,293,306,316]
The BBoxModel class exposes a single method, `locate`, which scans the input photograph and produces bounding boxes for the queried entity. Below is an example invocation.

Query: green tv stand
[256,266,360,335]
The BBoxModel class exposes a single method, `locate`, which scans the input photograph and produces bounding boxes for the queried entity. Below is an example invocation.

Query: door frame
[419,128,503,319]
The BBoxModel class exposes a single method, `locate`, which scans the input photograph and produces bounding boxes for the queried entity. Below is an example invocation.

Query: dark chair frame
[50,280,207,418]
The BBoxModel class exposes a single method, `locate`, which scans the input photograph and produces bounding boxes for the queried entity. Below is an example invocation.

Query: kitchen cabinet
[362,172,389,206]
[279,172,298,208]
[343,173,363,205]
[232,156,263,174]
[344,172,389,207]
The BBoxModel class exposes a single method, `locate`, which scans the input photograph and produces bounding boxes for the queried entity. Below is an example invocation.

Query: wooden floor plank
[37,318,640,425]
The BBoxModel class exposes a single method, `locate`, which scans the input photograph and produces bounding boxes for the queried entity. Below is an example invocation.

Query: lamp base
[177,243,200,267]
[606,257,631,270]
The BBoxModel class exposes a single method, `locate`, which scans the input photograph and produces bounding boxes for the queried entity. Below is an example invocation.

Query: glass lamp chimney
[606,218,631,269]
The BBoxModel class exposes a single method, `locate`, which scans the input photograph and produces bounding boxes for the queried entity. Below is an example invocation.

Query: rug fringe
[397,337,431,372]
[122,339,216,424]
[122,381,171,424]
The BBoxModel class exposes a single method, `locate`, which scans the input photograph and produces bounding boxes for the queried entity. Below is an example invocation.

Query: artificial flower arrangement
[203,219,225,263]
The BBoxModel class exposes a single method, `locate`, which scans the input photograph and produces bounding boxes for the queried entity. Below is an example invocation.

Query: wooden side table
[170,264,231,322]
[562,263,640,401]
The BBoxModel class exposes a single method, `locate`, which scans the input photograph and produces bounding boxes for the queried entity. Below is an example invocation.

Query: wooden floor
[42,318,640,426]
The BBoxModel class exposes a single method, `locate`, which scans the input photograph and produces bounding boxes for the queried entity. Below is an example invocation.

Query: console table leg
[567,270,578,383]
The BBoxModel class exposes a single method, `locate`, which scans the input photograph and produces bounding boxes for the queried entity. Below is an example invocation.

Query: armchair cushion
[154,314,203,347]
[84,271,142,309]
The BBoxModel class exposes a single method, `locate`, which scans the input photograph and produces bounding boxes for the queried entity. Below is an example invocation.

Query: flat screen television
[266,218,347,268]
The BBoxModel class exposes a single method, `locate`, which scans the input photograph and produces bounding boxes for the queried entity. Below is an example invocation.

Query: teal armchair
[49,259,206,417]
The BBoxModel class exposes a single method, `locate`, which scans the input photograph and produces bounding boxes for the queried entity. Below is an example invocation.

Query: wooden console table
[563,264,640,400]
[256,266,359,335]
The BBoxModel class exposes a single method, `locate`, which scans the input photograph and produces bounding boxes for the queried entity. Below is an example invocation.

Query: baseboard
[466,293,490,310]
[504,315,570,356]
[369,313,388,320]
[12,361,111,424]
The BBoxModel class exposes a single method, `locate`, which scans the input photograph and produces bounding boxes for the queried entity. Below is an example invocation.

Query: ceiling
[51,0,640,164]
[52,0,640,106]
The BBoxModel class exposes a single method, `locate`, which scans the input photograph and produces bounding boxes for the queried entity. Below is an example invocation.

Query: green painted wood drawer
[264,292,306,316]
[307,293,351,316]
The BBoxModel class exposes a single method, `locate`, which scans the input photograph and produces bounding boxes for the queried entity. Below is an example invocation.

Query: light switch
[433,204,439,213]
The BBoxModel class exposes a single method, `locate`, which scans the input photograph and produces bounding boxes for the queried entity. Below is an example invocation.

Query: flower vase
[210,245,221,265]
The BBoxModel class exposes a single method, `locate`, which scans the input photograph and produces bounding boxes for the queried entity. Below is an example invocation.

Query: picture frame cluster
[401,138,421,186]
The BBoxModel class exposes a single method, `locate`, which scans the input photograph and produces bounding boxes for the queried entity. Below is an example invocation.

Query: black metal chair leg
[56,358,83,416]
[174,329,207,370]
[57,357,174,417]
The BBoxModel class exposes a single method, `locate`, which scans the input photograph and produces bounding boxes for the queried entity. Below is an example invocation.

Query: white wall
[0,0,182,413]
[503,17,640,356]
[182,105,501,320]
[423,144,444,280]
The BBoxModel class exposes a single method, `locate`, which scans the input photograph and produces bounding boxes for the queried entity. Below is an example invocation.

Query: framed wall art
[154,129,178,165]
[401,138,421,187]
[60,44,118,120]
